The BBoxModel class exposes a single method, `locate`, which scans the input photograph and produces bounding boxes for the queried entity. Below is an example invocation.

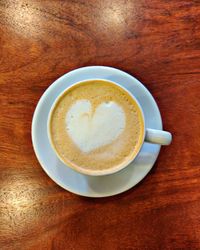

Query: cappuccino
[49,80,144,174]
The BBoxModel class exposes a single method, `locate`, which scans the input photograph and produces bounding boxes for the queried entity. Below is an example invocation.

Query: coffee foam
[66,100,126,153]
[50,80,144,172]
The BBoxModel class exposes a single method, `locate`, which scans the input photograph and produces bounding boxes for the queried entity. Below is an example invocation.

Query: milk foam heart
[66,100,126,153]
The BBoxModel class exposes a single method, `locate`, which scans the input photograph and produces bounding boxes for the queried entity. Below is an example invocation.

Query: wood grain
[0,0,200,249]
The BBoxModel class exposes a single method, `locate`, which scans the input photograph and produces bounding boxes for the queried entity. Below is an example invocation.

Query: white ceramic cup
[47,79,172,176]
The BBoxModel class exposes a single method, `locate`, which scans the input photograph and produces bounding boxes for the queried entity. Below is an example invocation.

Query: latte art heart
[66,100,126,153]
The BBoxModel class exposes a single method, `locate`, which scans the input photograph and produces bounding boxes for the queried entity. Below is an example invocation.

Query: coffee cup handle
[145,128,172,145]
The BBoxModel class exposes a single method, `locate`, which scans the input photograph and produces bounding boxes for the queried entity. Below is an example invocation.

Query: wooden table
[1,1,200,249]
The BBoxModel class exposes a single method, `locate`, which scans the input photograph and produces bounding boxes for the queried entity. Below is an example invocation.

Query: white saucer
[32,66,162,197]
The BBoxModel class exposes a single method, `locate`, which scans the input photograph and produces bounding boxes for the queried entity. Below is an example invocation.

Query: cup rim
[47,78,145,176]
